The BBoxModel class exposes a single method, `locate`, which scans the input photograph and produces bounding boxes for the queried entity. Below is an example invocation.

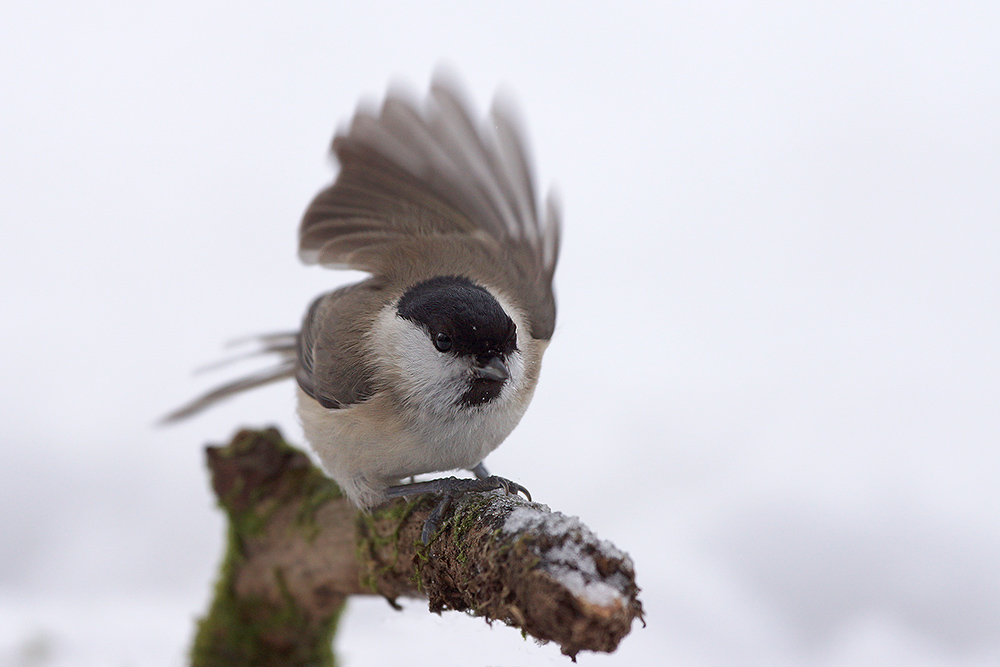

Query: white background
[2,2,998,665]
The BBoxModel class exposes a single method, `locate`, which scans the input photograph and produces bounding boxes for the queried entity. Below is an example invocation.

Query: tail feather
[193,332,298,374]
[161,333,298,424]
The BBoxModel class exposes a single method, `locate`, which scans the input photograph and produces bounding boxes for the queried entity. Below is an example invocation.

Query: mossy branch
[191,428,643,666]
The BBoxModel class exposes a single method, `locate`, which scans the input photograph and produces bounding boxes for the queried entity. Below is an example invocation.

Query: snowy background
[2,2,999,665]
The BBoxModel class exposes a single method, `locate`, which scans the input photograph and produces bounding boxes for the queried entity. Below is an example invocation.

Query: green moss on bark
[191,428,347,667]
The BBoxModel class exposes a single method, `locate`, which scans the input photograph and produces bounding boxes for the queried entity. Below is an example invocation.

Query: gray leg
[469,462,490,480]
[385,475,531,543]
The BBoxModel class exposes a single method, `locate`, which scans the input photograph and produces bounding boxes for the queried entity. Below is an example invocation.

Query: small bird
[166,76,560,534]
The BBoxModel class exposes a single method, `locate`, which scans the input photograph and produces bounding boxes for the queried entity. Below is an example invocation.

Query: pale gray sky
[2,2,999,665]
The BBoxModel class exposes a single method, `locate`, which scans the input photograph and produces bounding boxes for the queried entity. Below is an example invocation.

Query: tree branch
[191,428,643,666]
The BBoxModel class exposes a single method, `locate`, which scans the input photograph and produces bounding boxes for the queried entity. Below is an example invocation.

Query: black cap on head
[397,276,517,360]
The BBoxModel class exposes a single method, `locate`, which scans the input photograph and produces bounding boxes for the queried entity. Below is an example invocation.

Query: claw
[385,474,532,543]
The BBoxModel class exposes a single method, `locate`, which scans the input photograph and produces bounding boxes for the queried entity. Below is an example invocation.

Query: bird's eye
[434,332,452,352]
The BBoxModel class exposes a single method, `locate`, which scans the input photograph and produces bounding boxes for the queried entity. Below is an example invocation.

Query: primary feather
[299,77,560,339]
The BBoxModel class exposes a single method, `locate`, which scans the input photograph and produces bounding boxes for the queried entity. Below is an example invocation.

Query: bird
[165,75,560,537]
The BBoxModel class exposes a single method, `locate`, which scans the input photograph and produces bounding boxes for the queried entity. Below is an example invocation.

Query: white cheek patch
[371,307,467,407]
[501,348,526,397]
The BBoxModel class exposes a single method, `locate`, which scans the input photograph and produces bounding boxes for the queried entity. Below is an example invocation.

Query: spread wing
[298,76,560,339]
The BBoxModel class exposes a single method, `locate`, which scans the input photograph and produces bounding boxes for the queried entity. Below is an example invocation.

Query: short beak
[473,356,509,382]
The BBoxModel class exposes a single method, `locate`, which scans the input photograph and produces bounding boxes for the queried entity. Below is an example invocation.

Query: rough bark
[191,427,643,666]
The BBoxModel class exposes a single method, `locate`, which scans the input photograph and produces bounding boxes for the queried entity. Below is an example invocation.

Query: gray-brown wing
[296,279,385,409]
[298,76,560,339]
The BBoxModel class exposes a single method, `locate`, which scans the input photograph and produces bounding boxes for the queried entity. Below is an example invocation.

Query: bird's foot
[385,475,531,543]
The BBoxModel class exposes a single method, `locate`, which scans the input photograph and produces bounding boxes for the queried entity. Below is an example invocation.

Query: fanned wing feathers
[299,79,560,339]
[163,79,559,423]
